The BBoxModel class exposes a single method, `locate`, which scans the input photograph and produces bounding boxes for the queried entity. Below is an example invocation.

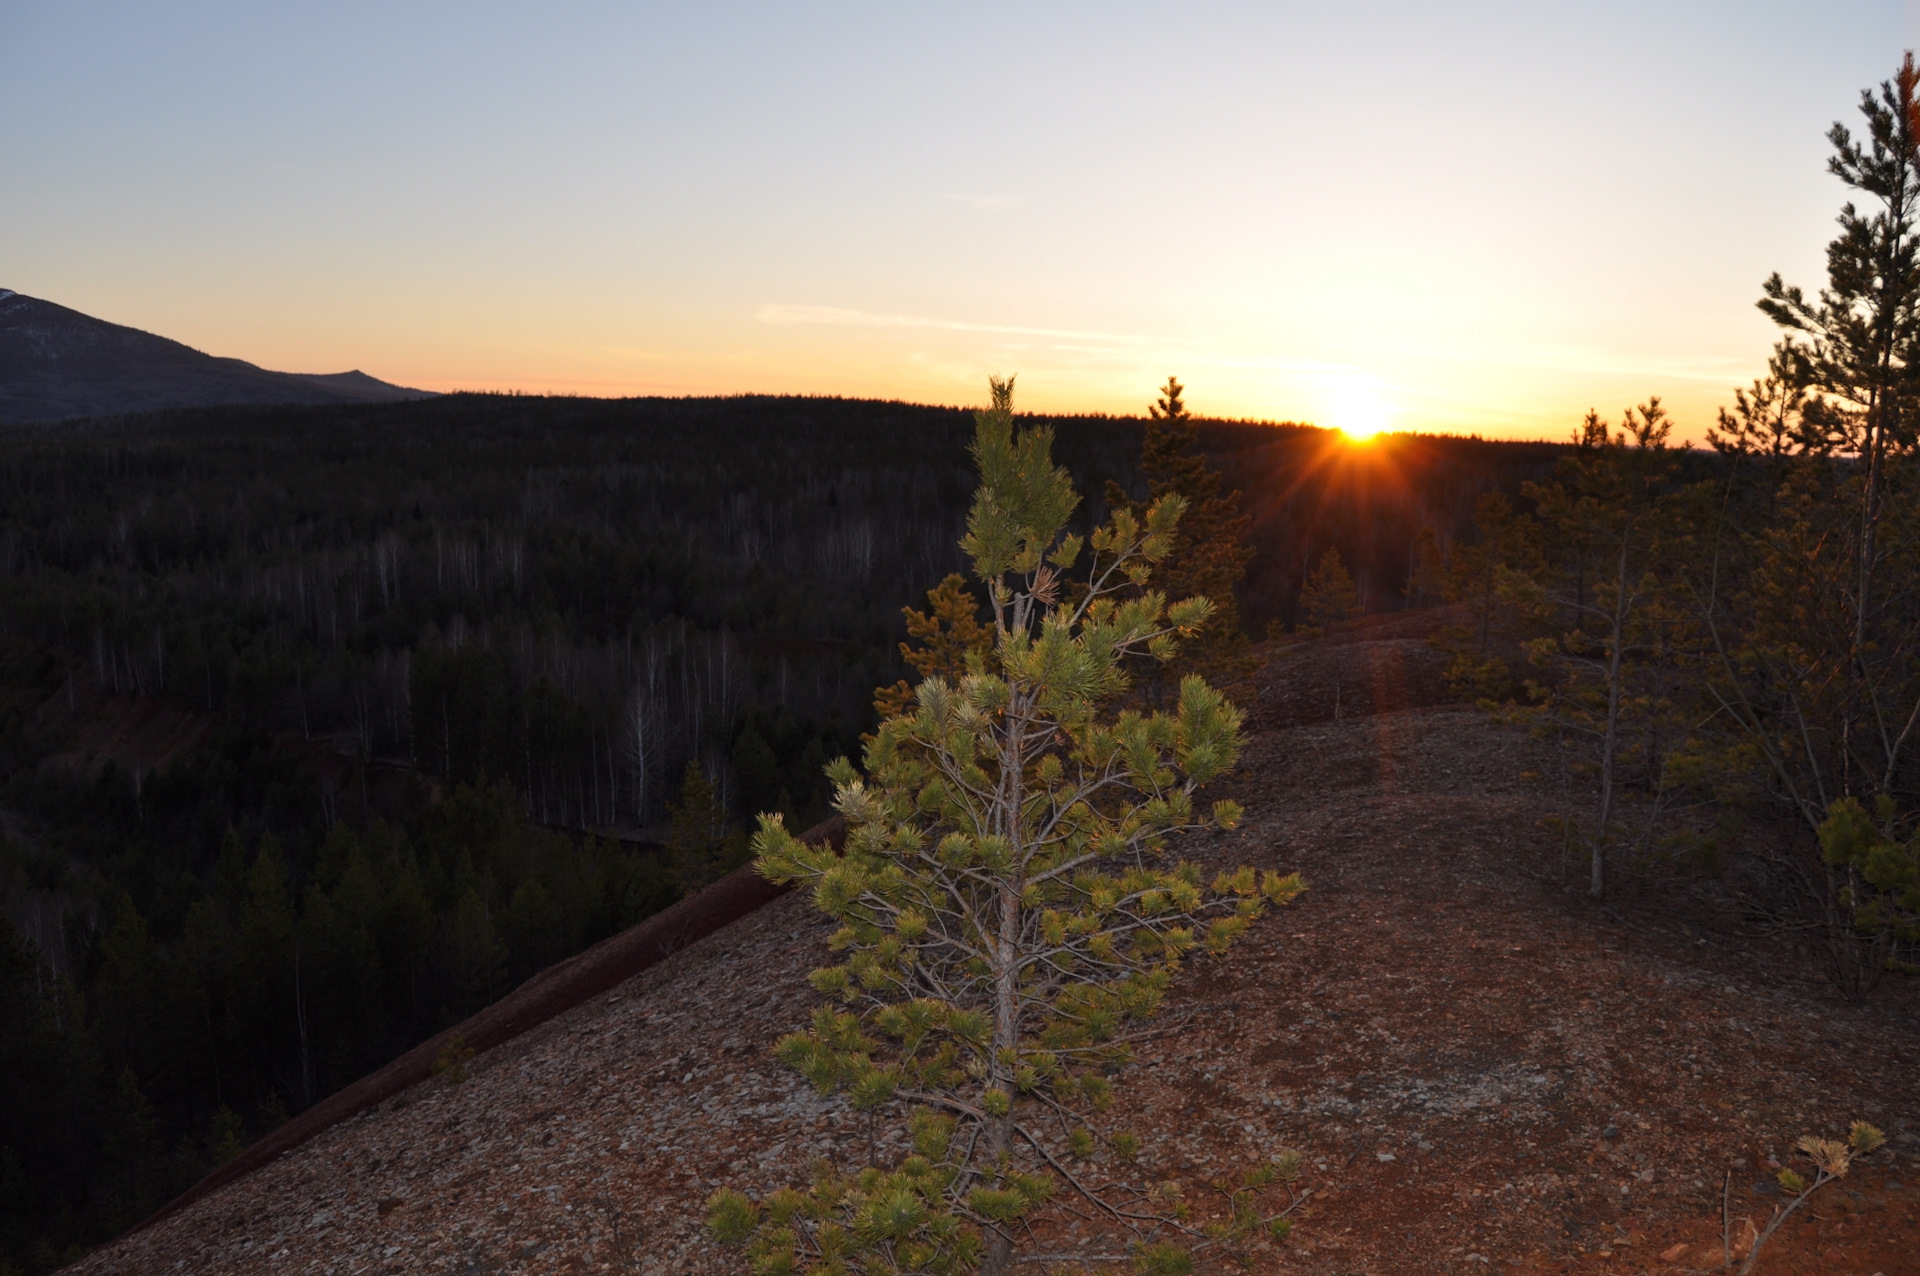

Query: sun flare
[1326,379,1392,441]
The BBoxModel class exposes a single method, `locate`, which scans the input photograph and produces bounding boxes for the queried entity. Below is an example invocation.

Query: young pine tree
[873,574,995,722]
[667,761,750,897]
[1297,547,1360,636]
[1690,53,1920,994]
[710,378,1306,1276]
[1104,378,1254,677]
[1509,402,1691,899]
[1405,526,1449,610]
[1425,493,1545,701]
[1758,52,1920,654]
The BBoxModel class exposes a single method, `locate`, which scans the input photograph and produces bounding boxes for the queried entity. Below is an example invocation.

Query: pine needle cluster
[1733,1120,1884,1274]
[874,575,995,722]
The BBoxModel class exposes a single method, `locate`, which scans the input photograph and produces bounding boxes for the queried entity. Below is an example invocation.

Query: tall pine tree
[1105,378,1254,679]
[1691,53,1920,992]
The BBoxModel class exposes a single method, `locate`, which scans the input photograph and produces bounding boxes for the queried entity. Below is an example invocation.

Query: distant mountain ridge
[0,288,435,424]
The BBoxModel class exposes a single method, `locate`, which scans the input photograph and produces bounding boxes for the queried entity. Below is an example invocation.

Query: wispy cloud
[943,192,1020,211]
[756,303,1158,345]
[754,305,1394,383]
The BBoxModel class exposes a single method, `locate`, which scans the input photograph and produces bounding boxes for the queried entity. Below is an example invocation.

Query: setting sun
[1326,378,1392,441]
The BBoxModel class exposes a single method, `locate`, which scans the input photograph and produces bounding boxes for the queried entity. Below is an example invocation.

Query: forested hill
[0,390,1563,1268]
[0,288,433,425]
[0,391,1565,832]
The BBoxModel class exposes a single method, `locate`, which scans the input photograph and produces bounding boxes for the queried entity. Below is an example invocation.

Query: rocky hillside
[0,289,432,424]
[71,631,1920,1275]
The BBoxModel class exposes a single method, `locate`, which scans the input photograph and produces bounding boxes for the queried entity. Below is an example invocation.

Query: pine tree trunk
[1592,530,1633,899]
[981,703,1028,1276]
[1857,394,1882,660]
[979,872,1021,1276]
[295,936,314,1109]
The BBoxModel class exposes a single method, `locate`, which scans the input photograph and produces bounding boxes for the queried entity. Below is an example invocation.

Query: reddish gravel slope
[71,634,1920,1276]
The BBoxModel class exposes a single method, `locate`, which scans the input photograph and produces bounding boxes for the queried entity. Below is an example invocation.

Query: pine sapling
[1737,1120,1885,1274]
[874,574,995,722]
[431,1031,476,1083]
[1298,547,1359,637]
[708,378,1306,1275]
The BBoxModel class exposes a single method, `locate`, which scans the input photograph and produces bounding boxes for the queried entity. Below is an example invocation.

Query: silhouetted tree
[1690,54,1920,992]
[1106,378,1253,675]
[1299,547,1360,635]
[1511,403,1689,899]
[665,762,747,897]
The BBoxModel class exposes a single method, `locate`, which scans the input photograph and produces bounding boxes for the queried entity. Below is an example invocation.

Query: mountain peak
[0,290,435,424]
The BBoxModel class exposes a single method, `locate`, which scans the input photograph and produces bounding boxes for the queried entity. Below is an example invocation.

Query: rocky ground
[72,631,1920,1275]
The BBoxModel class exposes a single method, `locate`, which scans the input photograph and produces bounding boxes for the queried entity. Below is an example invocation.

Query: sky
[2,2,1917,441]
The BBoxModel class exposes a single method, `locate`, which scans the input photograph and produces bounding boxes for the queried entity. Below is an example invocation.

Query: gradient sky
[3,2,1916,440]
